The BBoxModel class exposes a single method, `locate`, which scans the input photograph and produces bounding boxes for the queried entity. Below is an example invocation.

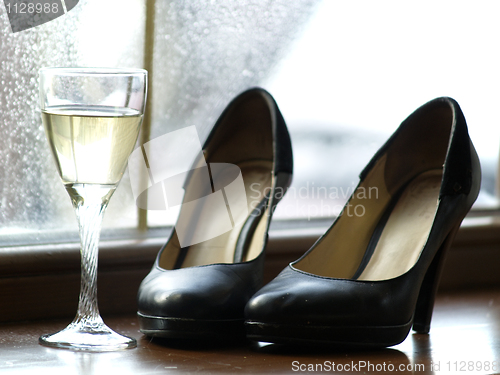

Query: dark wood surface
[1,288,500,374]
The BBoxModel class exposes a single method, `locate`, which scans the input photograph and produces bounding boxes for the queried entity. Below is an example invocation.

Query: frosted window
[0,0,145,245]
[149,0,319,142]
[3,0,497,243]
[147,0,320,226]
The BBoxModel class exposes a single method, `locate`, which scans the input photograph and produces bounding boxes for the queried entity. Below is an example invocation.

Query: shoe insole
[180,160,273,268]
[357,169,442,281]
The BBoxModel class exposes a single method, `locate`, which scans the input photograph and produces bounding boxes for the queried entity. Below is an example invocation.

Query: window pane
[4,0,495,242]
[146,0,321,226]
[0,0,145,245]
[146,0,500,226]
[265,1,500,219]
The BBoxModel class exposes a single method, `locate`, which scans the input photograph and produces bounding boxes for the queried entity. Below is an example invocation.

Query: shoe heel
[412,222,462,333]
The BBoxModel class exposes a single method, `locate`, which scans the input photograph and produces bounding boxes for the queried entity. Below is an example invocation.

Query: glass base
[39,321,137,352]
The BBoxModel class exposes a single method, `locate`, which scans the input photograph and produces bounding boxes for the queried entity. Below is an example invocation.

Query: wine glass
[38,67,147,351]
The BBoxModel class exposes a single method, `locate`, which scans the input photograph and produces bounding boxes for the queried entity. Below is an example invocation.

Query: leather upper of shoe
[137,88,293,321]
[245,263,423,327]
[245,97,481,328]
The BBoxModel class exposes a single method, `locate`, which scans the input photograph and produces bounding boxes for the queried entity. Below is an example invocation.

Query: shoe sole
[245,319,413,348]
[138,312,245,340]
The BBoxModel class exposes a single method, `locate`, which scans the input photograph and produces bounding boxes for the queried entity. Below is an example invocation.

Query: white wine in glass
[39,68,147,351]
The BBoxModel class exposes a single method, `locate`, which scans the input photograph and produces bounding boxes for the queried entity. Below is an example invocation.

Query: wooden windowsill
[0,215,499,323]
[1,288,500,374]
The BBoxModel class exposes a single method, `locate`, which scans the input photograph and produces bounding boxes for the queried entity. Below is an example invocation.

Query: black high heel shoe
[137,88,293,340]
[245,97,481,347]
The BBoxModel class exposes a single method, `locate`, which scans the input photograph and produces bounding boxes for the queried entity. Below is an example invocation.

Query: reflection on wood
[0,289,499,374]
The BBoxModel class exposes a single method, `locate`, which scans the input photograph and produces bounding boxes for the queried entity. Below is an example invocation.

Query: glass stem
[68,184,115,329]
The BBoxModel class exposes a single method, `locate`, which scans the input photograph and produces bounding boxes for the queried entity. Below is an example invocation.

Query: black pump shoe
[244,97,481,347]
[137,88,293,340]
